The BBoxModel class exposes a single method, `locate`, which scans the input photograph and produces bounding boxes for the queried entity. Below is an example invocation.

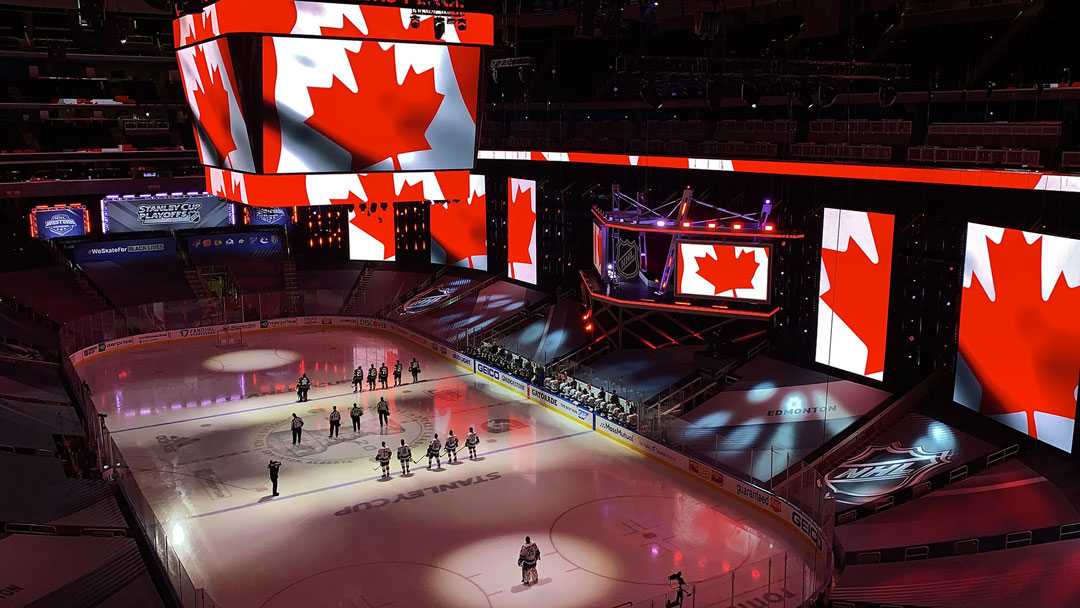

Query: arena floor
[75,327,817,607]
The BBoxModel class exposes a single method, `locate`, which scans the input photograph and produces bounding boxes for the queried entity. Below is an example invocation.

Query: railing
[63,354,220,608]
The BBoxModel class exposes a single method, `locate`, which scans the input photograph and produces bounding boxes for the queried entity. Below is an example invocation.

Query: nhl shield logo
[825,442,952,504]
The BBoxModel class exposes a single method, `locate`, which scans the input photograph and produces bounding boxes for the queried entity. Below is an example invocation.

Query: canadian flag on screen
[507,178,537,285]
[677,243,769,301]
[342,172,456,261]
[430,174,487,270]
[176,39,254,172]
[815,208,895,381]
[264,36,478,174]
[954,223,1080,453]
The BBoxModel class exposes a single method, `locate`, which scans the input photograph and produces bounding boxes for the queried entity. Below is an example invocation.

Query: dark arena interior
[0,0,1078,606]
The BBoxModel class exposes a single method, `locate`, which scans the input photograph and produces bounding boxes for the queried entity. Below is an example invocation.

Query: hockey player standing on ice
[352,366,363,393]
[426,434,442,470]
[518,536,540,585]
[376,397,390,429]
[328,406,341,438]
[297,373,311,402]
[465,427,480,460]
[367,364,377,391]
[350,402,363,432]
[290,413,304,445]
[397,439,412,476]
[445,430,460,464]
[409,358,421,383]
[268,460,281,496]
[378,362,389,390]
[376,442,392,479]
[665,571,692,608]
[393,360,402,386]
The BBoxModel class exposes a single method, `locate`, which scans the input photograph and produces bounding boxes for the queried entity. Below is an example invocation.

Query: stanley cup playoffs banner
[101,194,235,233]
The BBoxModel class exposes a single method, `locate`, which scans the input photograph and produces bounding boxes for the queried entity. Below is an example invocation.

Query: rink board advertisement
[67,315,826,553]
[475,362,528,397]
[528,386,593,428]
[102,194,235,233]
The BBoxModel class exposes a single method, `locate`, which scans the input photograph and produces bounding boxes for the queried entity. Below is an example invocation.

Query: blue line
[186,429,592,520]
[111,374,471,434]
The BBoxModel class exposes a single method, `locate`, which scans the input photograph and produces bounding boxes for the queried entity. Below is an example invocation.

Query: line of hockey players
[289,394,397,443]
[373,427,482,479]
[293,358,421,402]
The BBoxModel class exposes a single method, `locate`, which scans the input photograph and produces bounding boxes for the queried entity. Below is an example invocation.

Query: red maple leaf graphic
[959,229,1080,440]
[339,179,424,260]
[305,42,444,171]
[219,172,245,203]
[820,213,894,376]
[507,181,536,278]
[431,193,486,266]
[694,245,760,296]
[191,46,237,163]
[182,10,216,45]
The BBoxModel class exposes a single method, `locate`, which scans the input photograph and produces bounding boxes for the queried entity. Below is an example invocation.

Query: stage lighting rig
[408,0,468,39]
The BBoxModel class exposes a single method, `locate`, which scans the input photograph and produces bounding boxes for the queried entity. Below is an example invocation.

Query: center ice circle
[259,562,491,608]
[202,349,300,372]
[549,495,769,584]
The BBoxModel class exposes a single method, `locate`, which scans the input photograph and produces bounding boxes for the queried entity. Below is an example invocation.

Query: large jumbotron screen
[262,36,480,174]
[954,223,1080,453]
[507,178,538,285]
[815,208,895,381]
[675,242,771,302]
[431,174,487,270]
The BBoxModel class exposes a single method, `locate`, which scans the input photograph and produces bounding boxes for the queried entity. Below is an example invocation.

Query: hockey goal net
[216,327,244,348]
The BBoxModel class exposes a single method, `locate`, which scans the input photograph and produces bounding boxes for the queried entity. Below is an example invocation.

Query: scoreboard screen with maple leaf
[676,242,771,302]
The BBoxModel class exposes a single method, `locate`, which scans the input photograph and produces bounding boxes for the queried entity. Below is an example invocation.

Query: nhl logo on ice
[825,443,952,501]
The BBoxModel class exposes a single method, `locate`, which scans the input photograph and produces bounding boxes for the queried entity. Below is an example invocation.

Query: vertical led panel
[954,223,1080,453]
[431,174,487,270]
[815,208,895,381]
[507,178,537,285]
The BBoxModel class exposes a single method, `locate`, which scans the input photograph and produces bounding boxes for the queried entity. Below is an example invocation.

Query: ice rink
[75,326,817,607]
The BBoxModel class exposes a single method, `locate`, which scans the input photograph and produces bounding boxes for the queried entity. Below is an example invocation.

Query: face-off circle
[549,495,767,584]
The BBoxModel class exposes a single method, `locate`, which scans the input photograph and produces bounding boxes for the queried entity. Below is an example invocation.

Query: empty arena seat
[926,121,1062,150]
